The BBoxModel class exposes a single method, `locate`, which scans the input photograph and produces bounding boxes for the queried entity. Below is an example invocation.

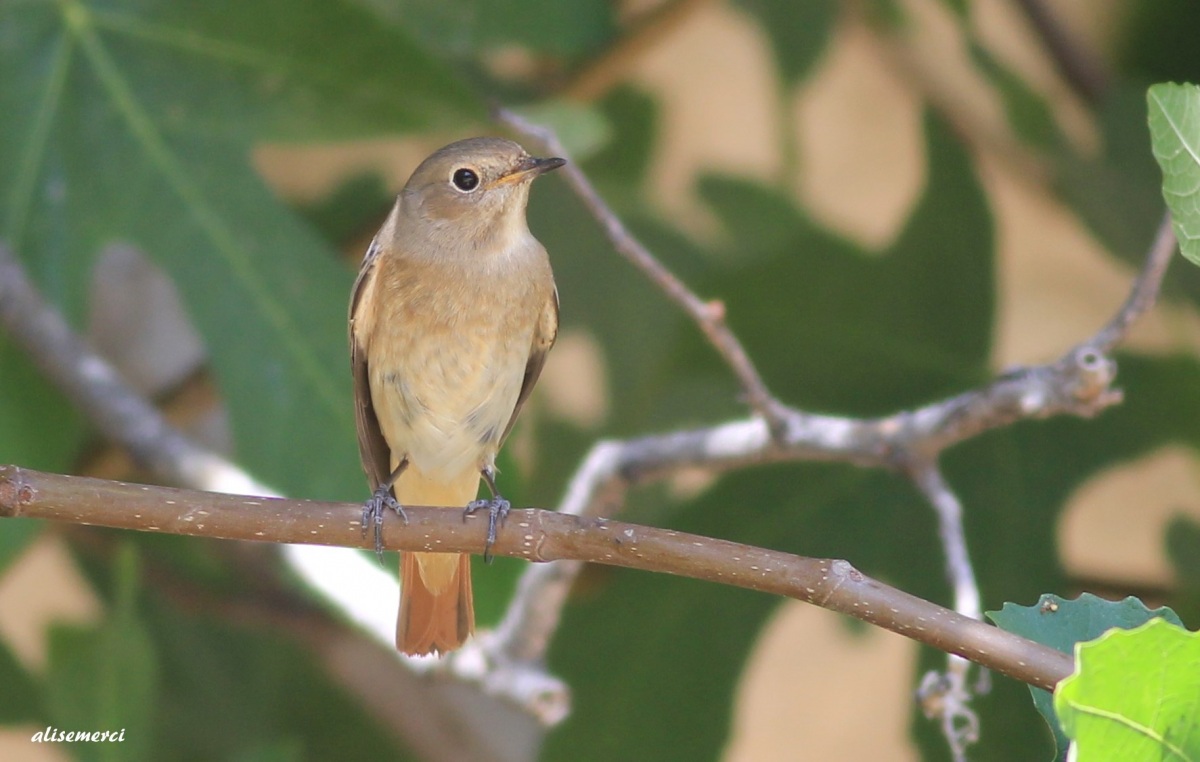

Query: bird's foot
[361,484,408,562]
[464,495,510,563]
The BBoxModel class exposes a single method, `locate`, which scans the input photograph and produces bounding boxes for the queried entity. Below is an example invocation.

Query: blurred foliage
[1,1,1199,761]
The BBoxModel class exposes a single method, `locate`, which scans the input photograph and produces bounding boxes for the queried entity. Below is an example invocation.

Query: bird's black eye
[451,167,479,192]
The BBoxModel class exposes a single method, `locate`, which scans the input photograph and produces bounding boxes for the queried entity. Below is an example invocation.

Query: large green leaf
[361,0,617,58]
[0,0,484,500]
[1055,619,1200,760]
[1149,82,1200,266]
[734,0,838,86]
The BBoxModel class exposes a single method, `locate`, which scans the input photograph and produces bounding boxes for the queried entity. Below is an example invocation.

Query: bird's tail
[394,467,478,656]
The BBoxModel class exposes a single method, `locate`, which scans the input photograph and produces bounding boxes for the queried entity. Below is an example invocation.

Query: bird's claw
[464,496,510,563]
[362,485,408,563]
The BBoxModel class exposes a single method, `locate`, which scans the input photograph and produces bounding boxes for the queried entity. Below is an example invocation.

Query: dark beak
[495,155,567,186]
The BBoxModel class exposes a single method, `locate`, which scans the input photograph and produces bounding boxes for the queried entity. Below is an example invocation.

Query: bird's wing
[499,284,559,446]
[349,236,392,490]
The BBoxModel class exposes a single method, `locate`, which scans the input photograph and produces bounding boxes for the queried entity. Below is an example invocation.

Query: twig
[562,0,713,102]
[1089,213,1176,351]
[1010,0,1109,105]
[910,463,981,762]
[0,242,270,496]
[482,211,1177,684]
[494,107,790,440]
[0,464,1075,692]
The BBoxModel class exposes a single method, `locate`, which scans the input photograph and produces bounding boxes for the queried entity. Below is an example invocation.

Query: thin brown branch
[562,0,713,102]
[485,205,1175,673]
[494,107,789,439]
[1009,0,1109,105]
[1089,213,1176,351]
[0,464,1073,692]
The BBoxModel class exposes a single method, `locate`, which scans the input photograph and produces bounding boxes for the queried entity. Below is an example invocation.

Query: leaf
[584,87,660,197]
[0,341,86,472]
[1148,82,1200,266]
[0,1,485,500]
[145,595,409,760]
[1057,84,1164,273]
[734,0,838,86]
[970,42,1066,151]
[1055,619,1200,760]
[0,517,42,580]
[694,110,995,415]
[45,545,158,762]
[989,594,1185,760]
[509,101,613,160]
[474,0,617,56]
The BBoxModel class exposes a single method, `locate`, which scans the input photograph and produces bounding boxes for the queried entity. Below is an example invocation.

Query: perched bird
[349,137,562,656]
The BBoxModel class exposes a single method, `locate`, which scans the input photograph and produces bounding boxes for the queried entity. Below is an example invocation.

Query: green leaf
[0,341,86,472]
[509,101,612,160]
[970,42,1066,151]
[734,0,838,85]
[359,0,618,59]
[1057,84,1164,272]
[694,110,995,415]
[989,593,1185,760]
[146,597,409,760]
[584,86,660,198]
[0,517,42,580]
[45,545,158,762]
[1055,619,1200,760]
[1148,82,1200,265]
[0,1,485,500]
[939,0,969,17]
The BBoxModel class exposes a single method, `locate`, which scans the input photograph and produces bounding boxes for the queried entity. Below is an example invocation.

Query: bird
[349,137,563,656]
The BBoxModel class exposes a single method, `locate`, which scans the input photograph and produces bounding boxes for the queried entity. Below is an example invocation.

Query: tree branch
[1009,0,1109,105]
[478,210,1176,686]
[0,464,1073,693]
[494,106,789,439]
[0,242,270,496]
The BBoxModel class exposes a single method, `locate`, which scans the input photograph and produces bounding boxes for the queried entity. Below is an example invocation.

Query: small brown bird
[349,137,562,656]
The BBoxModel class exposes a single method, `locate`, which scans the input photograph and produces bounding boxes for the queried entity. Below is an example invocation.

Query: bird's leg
[465,465,510,563]
[361,459,409,562]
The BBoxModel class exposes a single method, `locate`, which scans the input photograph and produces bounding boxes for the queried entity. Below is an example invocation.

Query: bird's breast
[363,250,548,478]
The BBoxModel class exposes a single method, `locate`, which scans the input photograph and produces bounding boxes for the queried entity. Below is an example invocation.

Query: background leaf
[1148,82,1200,266]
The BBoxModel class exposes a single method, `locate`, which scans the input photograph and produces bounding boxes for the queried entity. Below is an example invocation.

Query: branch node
[0,466,31,515]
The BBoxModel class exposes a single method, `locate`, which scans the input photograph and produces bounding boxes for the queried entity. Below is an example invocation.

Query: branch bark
[0,464,1073,692]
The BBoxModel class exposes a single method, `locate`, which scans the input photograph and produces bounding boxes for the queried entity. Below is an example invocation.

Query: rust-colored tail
[397,551,473,655]
[393,466,478,656]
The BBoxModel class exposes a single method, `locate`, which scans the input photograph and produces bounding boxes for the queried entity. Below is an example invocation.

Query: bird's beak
[491,155,567,188]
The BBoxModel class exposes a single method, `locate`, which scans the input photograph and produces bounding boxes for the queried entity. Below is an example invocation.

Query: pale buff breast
[366,249,548,480]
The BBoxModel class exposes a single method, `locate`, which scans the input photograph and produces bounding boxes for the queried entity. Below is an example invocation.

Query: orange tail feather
[397,551,474,656]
